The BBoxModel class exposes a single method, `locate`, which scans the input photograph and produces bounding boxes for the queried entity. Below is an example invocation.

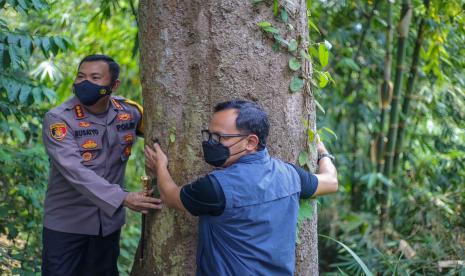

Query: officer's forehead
[209,109,239,132]
[78,61,110,75]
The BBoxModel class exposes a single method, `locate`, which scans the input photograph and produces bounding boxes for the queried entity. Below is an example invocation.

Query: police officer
[42,54,162,276]
[145,100,338,275]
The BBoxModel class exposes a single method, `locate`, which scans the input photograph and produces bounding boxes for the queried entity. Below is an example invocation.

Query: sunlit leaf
[318,43,329,67]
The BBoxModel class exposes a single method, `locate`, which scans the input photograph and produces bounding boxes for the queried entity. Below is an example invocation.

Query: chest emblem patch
[79,122,91,128]
[118,113,132,121]
[123,134,134,143]
[81,139,98,149]
[123,145,132,157]
[82,151,93,161]
[50,123,67,141]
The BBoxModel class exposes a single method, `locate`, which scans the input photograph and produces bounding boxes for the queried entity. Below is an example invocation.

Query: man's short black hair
[78,54,120,85]
[214,100,270,150]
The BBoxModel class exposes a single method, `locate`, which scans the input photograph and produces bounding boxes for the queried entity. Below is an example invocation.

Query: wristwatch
[318,153,335,164]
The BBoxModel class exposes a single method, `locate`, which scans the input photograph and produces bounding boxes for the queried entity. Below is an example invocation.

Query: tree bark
[132,0,318,275]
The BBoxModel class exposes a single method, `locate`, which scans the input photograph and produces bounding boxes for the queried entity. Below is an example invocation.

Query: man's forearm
[155,166,186,211]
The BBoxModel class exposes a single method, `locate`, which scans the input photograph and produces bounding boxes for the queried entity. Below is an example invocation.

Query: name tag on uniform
[116,122,135,131]
[75,129,99,137]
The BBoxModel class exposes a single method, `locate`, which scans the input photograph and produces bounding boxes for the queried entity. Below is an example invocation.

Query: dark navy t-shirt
[180,164,318,216]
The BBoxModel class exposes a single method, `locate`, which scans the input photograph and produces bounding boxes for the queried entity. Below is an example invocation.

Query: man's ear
[111,79,121,91]
[246,134,260,151]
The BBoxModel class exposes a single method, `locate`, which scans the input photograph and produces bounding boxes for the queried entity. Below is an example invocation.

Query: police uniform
[41,95,143,276]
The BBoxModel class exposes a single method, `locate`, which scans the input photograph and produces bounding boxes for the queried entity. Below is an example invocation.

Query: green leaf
[273,0,279,16]
[288,58,301,71]
[256,21,272,28]
[339,57,360,71]
[319,235,374,276]
[10,124,26,143]
[53,36,67,51]
[321,127,338,140]
[3,79,20,102]
[298,151,308,166]
[314,99,325,114]
[308,19,320,34]
[17,0,28,10]
[319,72,329,88]
[43,88,56,103]
[262,26,279,34]
[8,46,20,69]
[298,199,314,223]
[273,34,288,47]
[169,133,176,143]
[307,129,315,143]
[318,43,329,67]
[288,39,298,52]
[280,8,288,23]
[289,76,304,93]
[32,0,48,10]
[19,84,31,103]
[20,35,32,58]
[32,86,43,103]
[41,37,51,53]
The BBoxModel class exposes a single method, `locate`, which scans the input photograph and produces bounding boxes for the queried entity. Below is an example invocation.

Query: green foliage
[320,234,373,276]
[0,0,141,274]
[311,0,465,274]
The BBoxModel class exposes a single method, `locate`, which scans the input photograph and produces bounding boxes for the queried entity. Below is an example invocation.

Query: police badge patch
[82,151,93,161]
[50,123,67,140]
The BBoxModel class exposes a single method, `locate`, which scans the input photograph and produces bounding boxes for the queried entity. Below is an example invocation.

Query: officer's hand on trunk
[123,192,163,214]
[144,143,168,173]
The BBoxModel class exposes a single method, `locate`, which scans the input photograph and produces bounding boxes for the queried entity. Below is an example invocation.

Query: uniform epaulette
[123,99,144,135]
[111,98,124,110]
[74,105,86,119]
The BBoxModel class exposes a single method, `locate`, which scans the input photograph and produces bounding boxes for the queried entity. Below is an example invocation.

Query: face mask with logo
[202,137,247,167]
[73,80,112,106]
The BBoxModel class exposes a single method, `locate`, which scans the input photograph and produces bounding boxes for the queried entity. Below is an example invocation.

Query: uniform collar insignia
[74,104,87,120]
[111,98,124,110]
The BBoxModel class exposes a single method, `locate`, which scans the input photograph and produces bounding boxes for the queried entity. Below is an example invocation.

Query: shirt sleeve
[42,113,128,217]
[288,163,319,199]
[180,174,226,217]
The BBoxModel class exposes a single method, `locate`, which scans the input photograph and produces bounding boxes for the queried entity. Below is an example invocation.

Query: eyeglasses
[201,129,249,143]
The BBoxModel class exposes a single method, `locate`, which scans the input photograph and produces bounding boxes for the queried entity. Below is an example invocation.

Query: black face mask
[73,80,112,106]
[202,137,247,167]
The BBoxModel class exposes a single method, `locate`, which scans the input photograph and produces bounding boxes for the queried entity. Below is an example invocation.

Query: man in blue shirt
[145,100,338,275]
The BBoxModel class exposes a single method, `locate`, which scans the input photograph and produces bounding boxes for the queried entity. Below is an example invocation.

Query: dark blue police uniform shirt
[180,164,318,216]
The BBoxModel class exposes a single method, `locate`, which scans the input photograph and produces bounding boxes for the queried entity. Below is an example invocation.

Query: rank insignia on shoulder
[82,151,93,161]
[118,112,132,122]
[111,98,123,110]
[81,139,98,149]
[123,133,134,143]
[74,105,85,119]
[79,122,91,128]
[50,123,67,141]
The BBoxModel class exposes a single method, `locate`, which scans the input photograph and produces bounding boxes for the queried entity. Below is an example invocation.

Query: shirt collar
[236,148,269,164]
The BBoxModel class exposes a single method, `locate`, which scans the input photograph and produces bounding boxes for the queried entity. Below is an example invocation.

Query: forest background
[0,0,464,275]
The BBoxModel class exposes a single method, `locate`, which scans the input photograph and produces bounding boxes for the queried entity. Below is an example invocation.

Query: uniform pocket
[76,137,103,165]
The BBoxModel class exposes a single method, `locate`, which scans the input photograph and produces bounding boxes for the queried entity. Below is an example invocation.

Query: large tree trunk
[131,1,318,275]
